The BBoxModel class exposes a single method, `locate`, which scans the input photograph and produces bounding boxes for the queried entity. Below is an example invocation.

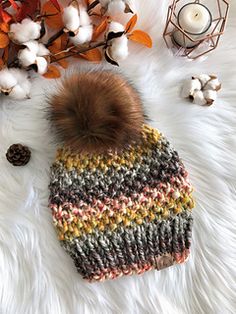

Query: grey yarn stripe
[49,139,184,205]
[61,211,193,279]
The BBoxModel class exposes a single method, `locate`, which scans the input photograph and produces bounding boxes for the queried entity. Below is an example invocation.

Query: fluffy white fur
[0,0,236,313]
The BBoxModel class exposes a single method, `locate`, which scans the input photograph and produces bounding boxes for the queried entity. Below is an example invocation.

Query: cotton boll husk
[70,25,93,45]
[36,57,48,75]
[63,6,80,32]
[79,6,91,27]
[10,84,30,99]
[204,78,221,91]
[9,18,41,43]
[18,48,36,67]
[203,89,217,104]
[108,21,125,33]
[107,0,126,15]
[109,36,128,61]
[197,74,211,87]
[125,0,135,12]
[193,90,207,106]
[0,69,17,89]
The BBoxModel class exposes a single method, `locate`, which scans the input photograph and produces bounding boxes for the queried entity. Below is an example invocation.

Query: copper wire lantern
[163,0,229,59]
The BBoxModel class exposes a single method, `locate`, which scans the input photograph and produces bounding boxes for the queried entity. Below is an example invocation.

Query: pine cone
[6,144,31,166]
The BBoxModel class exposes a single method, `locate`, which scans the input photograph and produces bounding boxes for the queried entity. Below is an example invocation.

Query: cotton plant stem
[87,0,99,13]
[46,28,64,47]
[51,41,106,63]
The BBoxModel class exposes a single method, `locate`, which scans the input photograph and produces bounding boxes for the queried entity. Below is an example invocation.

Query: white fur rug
[0,1,236,313]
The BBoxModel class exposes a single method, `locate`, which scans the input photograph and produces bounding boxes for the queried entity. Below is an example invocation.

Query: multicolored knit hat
[49,124,194,281]
[48,71,194,282]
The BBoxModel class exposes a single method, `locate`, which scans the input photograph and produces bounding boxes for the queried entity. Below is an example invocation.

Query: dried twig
[46,28,64,47]
[87,0,99,13]
[51,40,106,63]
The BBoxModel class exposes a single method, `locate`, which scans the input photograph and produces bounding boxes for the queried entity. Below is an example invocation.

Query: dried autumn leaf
[42,1,63,29]
[92,18,108,40]
[8,0,19,10]
[57,58,68,69]
[50,0,61,12]
[128,30,152,48]
[125,14,137,33]
[0,7,12,23]
[43,65,61,79]
[16,0,40,22]
[79,48,102,62]
[0,23,10,33]
[0,32,9,48]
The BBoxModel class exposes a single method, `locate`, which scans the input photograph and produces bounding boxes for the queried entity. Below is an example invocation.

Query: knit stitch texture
[49,125,194,282]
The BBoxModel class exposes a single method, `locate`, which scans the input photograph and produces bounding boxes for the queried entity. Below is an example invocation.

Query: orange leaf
[125,14,137,33]
[0,32,9,48]
[50,0,61,12]
[79,48,102,62]
[58,59,68,69]
[43,65,61,79]
[128,30,152,48]
[92,18,108,40]
[42,1,63,29]
[0,22,10,33]
[0,7,12,24]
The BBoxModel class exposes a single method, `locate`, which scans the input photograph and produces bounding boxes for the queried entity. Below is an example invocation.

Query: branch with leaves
[0,0,152,99]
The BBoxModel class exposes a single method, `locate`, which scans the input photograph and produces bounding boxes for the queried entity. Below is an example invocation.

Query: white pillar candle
[172,30,199,48]
[178,3,212,35]
[172,2,212,48]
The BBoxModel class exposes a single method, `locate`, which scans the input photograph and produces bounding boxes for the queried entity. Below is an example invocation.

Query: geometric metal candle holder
[163,0,229,59]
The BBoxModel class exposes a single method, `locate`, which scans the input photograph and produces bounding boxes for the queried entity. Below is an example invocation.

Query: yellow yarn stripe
[55,194,195,241]
[56,125,162,172]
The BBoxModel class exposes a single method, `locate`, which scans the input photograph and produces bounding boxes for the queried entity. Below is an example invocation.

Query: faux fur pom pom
[48,71,145,153]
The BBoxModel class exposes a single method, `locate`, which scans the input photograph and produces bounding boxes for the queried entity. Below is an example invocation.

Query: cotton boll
[70,25,93,45]
[189,79,201,95]
[79,6,91,26]
[36,57,48,75]
[203,90,217,105]
[18,48,36,67]
[181,78,201,98]
[197,74,211,87]
[23,41,40,55]
[193,90,207,106]
[107,0,126,15]
[181,80,194,98]
[0,69,17,90]
[109,36,128,61]
[9,18,41,43]
[10,84,30,99]
[63,5,80,32]
[204,78,221,91]
[9,69,31,96]
[8,68,28,84]
[37,43,50,57]
[108,21,125,33]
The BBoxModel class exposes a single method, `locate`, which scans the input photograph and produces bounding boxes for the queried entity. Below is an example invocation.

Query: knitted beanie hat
[48,71,194,282]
